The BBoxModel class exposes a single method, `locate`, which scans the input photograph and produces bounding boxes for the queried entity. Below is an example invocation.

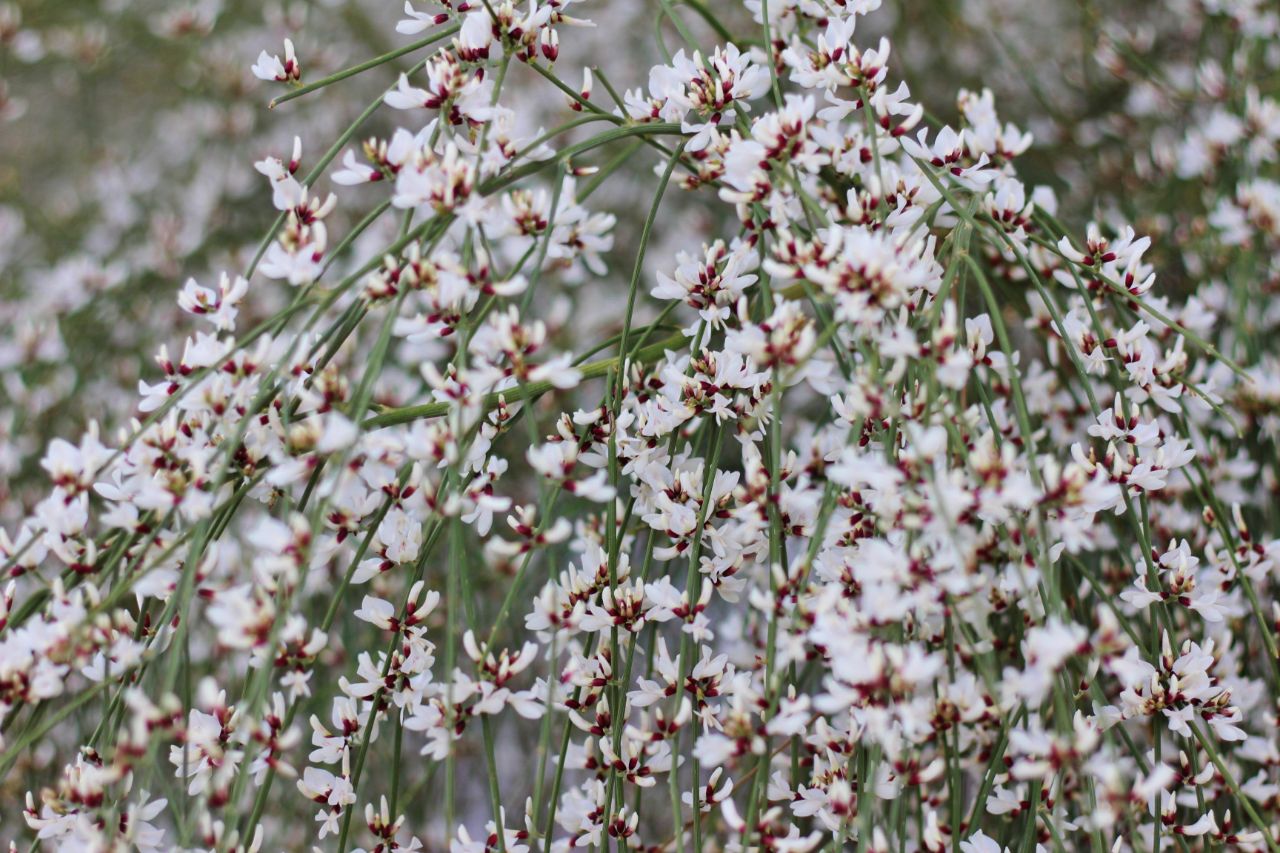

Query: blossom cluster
[3,0,1280,851]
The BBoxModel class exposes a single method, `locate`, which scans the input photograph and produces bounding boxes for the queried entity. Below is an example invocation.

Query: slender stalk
[268,25,462,108]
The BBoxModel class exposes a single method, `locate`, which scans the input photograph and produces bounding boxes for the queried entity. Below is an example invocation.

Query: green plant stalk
[268,24,462,109]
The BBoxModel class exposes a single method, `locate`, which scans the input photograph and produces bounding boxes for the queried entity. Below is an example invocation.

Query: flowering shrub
[3,0,1280,851]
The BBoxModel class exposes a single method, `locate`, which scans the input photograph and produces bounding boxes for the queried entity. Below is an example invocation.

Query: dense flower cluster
[3,0,1280,851]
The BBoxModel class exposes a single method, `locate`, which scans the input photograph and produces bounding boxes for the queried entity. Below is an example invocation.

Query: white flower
[252,38,299,83]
